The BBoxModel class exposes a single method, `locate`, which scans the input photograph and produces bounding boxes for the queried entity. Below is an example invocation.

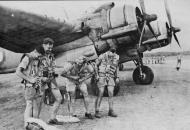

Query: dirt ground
[0,55,190,130]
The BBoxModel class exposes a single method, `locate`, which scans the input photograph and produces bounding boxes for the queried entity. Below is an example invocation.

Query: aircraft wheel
[119,63,124,71]
[133,66,154,85]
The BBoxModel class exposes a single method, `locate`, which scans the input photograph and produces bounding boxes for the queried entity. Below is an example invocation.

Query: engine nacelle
[83,3,169,60]
[86,4,142,53]
[107,4,140,29]
[101,4,142,41]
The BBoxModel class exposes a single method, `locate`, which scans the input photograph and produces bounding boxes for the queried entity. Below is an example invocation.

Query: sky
[0,0,189,52]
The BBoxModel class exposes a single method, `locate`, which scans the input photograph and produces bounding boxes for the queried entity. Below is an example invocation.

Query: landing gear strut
[132,53,154,85]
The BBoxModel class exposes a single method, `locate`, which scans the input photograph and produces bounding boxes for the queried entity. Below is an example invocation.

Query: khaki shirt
[18,50,41,78]
[38,53,56,77]
[62,62,94,79]
[97,51,119,76]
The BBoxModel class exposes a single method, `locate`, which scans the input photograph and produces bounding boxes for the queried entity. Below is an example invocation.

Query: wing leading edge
[0,5,87,53]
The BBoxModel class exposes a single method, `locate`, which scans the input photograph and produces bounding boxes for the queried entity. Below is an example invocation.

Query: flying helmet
[43,37,54,45]
[109,47,116,53]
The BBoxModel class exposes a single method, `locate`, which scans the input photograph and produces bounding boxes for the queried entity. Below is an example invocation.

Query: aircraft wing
[0,5,88,53]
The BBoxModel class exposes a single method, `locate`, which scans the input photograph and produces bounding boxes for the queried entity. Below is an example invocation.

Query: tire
[133,66,154,85]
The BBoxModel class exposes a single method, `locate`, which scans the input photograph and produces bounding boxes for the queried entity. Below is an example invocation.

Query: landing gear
[133,51,154,85]
[119,63,124,71]
[133,65,154,85]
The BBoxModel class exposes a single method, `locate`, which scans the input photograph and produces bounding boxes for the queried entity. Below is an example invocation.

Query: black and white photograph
[0,0,190,130]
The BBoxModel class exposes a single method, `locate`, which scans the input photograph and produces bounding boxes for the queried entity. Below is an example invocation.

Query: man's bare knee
[52,89,63,103]
[108,86,114,97]
[98,87,104,97]
[56,97,62,104]
[80,85,88,97]
[55,94,63,103]
[26,100,33,108]
[82,91,88,97]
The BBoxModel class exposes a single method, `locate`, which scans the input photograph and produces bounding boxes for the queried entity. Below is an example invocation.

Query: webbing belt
[99,72,115,78]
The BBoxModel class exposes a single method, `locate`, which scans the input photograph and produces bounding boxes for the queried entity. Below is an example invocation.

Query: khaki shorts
[61,77,87,93]
[97,76,115,88]
[24,85,40,100]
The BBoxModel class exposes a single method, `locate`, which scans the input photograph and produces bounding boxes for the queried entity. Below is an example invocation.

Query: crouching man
[61,56,94,119]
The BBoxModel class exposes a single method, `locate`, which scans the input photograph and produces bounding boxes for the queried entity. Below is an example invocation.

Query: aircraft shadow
[119,67,134,71]
[117,79,151,96]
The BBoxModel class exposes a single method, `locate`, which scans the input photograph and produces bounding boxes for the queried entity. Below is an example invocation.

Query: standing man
[16,38,62,129]
[95,48,119,118]
[61,56,94,119]
[176,54,182,71]
[38,38,62,125]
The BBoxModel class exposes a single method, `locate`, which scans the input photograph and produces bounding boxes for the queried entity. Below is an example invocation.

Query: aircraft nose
[144,14,157,22]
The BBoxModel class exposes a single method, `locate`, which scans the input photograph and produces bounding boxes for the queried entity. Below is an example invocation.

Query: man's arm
[16,57,37,84]
[115,55,120,78]
[78,63,95,83]
[94,55,103,80]
[61,73,79,81]
[55,65,65,68]
[60,63,79,80]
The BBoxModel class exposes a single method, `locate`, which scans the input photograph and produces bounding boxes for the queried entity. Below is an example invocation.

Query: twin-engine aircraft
[0,0,181,86]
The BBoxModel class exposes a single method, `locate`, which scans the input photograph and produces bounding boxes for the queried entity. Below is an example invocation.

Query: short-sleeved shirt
[18,50,41,78]
[38,53,56,78]
[97,51,119,76]
[61,62,94,92]
[62,62,94,79]
[18,51,42,100]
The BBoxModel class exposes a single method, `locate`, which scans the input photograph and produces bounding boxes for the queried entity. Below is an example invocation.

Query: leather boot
[108,110,117,117]
[95,111,101,118]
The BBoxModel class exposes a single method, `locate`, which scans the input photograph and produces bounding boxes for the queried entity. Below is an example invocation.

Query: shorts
[97,76,115,88]
[61,77,87,93]
[24,85,40,100]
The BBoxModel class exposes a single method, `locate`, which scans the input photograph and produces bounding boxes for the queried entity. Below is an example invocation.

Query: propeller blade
[139,0,146,14]
[138,21,146,48]
[164,0,173,27]
[147,22,157,39]
[147,22,161,46]
[173,33,181,48]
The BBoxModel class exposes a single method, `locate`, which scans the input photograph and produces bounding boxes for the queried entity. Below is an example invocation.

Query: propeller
[164,0,181,48]
[139,0,146,14]
[138,0,159,48]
